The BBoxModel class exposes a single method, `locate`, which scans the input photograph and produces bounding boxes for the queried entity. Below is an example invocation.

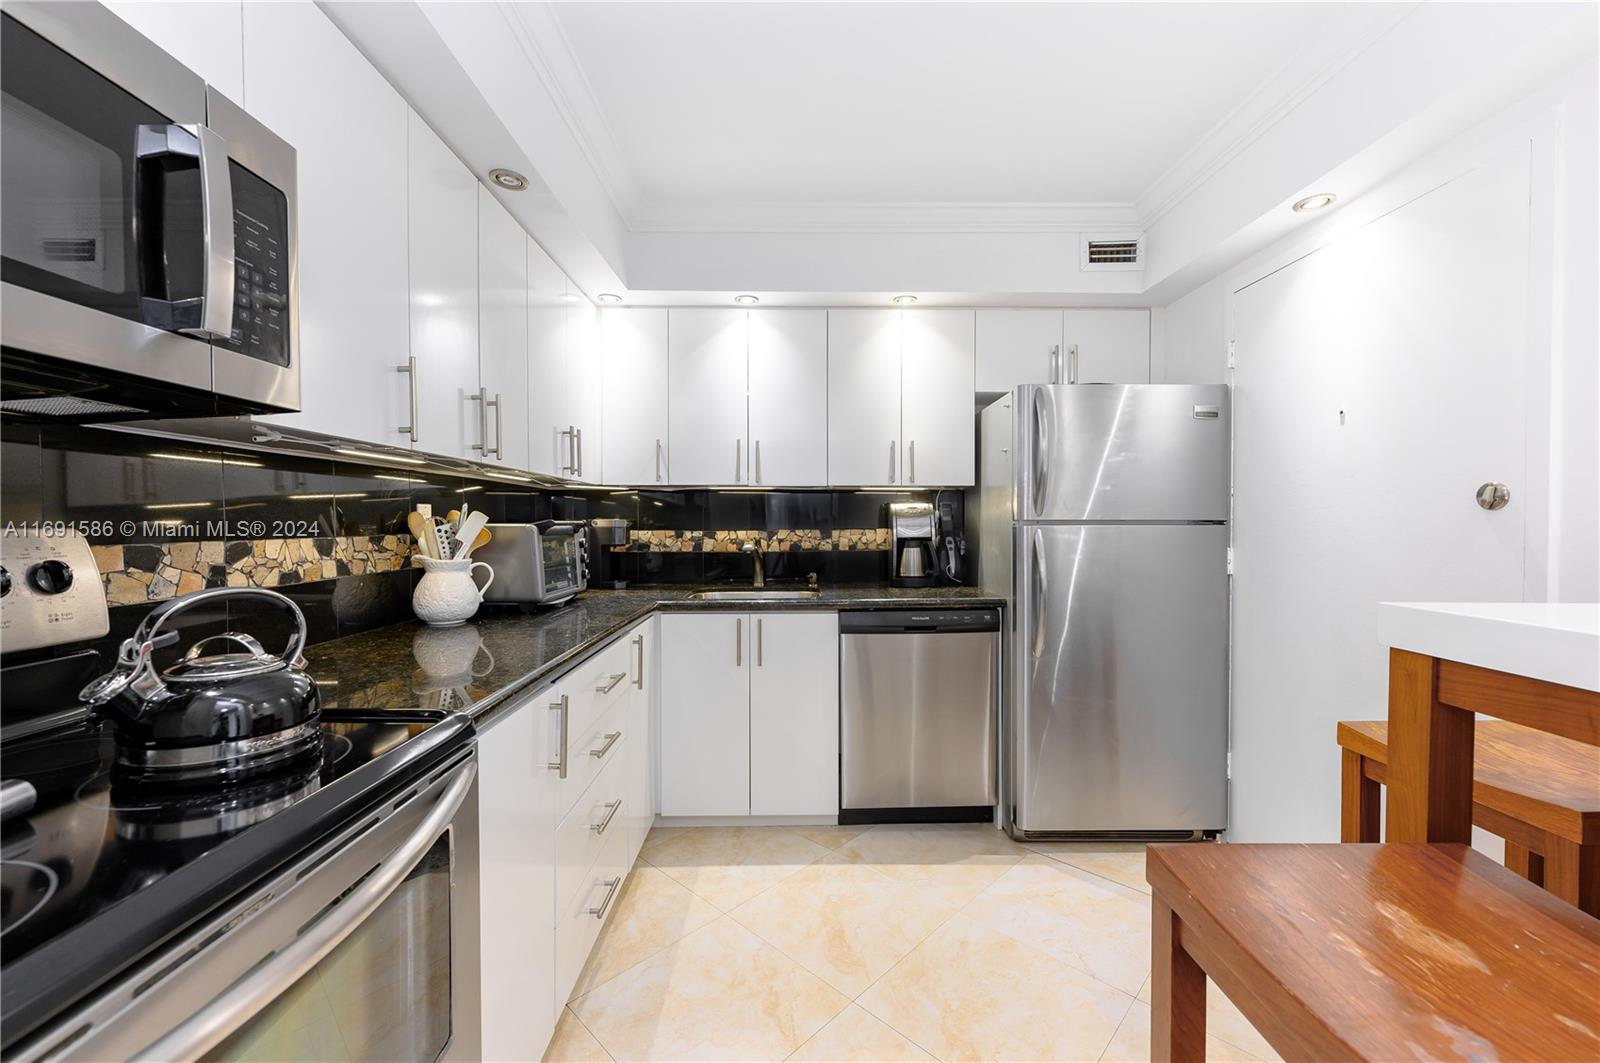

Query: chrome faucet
[740,539,767,589]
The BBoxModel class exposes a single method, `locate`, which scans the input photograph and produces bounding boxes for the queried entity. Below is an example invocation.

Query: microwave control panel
[219,161,291,368]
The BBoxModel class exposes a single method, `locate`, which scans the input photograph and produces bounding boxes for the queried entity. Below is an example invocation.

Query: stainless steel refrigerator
[978,384,1230,838]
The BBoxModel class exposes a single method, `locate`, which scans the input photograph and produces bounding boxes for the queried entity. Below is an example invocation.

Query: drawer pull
[547,695,569,779]
[588,876,623,919]
[590,799,622,835]
[589,731,622,759]
[596,672,627,695]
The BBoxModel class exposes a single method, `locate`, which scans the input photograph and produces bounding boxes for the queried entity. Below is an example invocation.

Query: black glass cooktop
[0,707,473,1051]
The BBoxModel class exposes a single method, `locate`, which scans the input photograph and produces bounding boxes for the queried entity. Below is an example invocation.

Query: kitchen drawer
[555,732,629,919]
[556,804,631,1005]
[555,694,630,818]
[565,636,636,747]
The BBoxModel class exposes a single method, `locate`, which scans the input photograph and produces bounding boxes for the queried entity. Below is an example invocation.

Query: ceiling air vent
[1081,234,1143,272]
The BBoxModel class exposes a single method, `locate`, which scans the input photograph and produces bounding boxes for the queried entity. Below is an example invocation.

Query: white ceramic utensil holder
[412,556,494,626]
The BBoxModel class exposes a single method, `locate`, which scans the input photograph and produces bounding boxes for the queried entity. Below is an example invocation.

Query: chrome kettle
[80,588,322,786]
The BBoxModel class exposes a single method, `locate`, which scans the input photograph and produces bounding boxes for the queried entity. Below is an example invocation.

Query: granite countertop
[305,583,1004,726]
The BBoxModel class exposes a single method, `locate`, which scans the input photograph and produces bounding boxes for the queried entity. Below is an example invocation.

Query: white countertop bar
[1379,602,1600,692]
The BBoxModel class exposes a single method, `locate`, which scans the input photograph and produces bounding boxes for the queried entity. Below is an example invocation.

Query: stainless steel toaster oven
[474,522,588,606]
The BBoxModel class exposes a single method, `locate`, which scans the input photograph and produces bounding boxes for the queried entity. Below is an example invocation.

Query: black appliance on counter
[0,536,481,1060]
[887,501,965,587]
[587,518,631,589]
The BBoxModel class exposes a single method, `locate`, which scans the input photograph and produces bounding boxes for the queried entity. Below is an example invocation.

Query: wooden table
[1338,718,1600,914]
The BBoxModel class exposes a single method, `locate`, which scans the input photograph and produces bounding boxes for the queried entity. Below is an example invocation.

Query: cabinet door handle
[1049,343,1062,385]
[560,426,576,475]
[1068,344,1079,385]
[655,439,663,483]
[756,617,763,667]
[589,730,622,759]
[888,440,896,484]
[396,356,418,443]
[595,671,627,695]
[735,438,742,483]
[909,440,915,484]
[547,695,569,778]
[735,617,742,667]
[633,634,645,689]
[590,799,622,834]
[754,439,762,484]
[470,388,489,453]
[588,876,623,919]
[490,392,503,459]
[575,427,584,478]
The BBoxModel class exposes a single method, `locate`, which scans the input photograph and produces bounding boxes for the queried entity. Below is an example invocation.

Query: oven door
[15,752,482,1063]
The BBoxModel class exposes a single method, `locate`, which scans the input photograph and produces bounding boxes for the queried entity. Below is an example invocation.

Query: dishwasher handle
[838,609,1001,634]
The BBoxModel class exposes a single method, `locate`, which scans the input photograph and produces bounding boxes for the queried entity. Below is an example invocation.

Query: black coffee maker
[587,518,631,589]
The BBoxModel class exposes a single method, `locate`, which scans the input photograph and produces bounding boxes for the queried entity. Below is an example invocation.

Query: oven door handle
[137,757,477,1061]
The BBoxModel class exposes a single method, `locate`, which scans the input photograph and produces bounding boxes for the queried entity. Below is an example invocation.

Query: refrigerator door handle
[1030,389,1050,517]
[1030,529,1046,660]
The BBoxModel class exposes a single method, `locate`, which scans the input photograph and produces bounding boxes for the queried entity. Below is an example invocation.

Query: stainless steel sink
[688,590,823,601]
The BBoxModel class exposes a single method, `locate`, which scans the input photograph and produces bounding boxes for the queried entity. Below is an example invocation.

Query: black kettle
[80,588,322,787]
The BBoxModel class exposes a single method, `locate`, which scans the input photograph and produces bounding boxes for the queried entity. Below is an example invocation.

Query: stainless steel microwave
[0,2,299,419]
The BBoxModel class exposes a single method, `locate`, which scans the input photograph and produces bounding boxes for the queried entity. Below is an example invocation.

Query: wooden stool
[1338,719,1600,914]
[1149,648,1600,1061]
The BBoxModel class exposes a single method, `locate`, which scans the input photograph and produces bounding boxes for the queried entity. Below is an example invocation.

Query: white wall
[1155,64,1598,843]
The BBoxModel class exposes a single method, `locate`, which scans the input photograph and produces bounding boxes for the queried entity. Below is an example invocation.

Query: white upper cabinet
[828,310,904,486]
[526,240,570,478]
[243,2,410,449]
[668,310,750,485]
[478,187,529,469]
[901,310,976,487]
[748,310,828,486]
[976,309,1063,393]
[601,310,670,485]
[107,1,244,103]
[566,292,603,482]
[1064,309,1150,384]
[408,112,480,459]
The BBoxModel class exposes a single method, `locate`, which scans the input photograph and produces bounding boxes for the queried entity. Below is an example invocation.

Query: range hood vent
[1081,234,1143,271]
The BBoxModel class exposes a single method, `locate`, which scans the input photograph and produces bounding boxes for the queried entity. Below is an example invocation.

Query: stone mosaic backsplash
[92,529,892,606]
[618,528,892,552]
[94,536,415,607]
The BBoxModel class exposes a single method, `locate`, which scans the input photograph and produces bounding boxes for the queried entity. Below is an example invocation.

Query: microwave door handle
[137,757,477,1061]
[194,126,235,339]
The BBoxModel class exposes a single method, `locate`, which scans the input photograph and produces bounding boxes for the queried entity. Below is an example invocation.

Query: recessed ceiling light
[1292,192,1337,213]
[892,295,918,305]
[596,293,623,304]
[489,168,528,191]
[733,294,759,305]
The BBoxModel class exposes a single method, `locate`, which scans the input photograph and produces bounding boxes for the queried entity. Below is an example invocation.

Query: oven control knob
[0,566,10,598]
[27,559,74,595]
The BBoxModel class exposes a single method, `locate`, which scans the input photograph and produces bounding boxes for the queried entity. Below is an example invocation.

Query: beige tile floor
[546,825,1280,1063]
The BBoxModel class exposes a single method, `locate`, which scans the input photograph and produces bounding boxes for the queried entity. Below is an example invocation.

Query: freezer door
[1019,385,1230,521]
[1014,524,1228,832]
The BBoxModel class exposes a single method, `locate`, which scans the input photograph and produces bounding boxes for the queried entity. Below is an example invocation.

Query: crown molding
[496,1,641,219]
[1133,2,1419,226]
[626,200,1142,234]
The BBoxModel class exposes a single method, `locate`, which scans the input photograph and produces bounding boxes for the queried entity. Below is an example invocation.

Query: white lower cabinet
[475,688,558,1062]
[659,611,840,818]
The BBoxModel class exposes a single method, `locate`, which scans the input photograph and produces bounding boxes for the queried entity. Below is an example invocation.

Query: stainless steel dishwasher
[839,609,1000,824]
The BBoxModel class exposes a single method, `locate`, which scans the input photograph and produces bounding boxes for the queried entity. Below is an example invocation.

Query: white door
[476,692,558,1060]
[828,310,903,486]
[477,186,528,469]
[526,239,570,478]
[1063,309,1150,384]
[407,112,480,459]
[748,310,828,486]
[669,309,750,486]
[659,614,750,816]
[975,309,1062,393]
[750,612,839,816]
[1230,145,1530,842]
[566,291,602,481]
[245,2,410,449]
[901,310,977,486]
[601,310,670,485]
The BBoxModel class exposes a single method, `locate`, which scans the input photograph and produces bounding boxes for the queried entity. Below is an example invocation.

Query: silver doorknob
[1476,482,1511,511]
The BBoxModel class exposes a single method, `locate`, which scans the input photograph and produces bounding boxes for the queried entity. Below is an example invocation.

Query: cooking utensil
[466,527,492,557]
[78,588,322,787]
[453,511,490,560]
[407,511,436,559]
